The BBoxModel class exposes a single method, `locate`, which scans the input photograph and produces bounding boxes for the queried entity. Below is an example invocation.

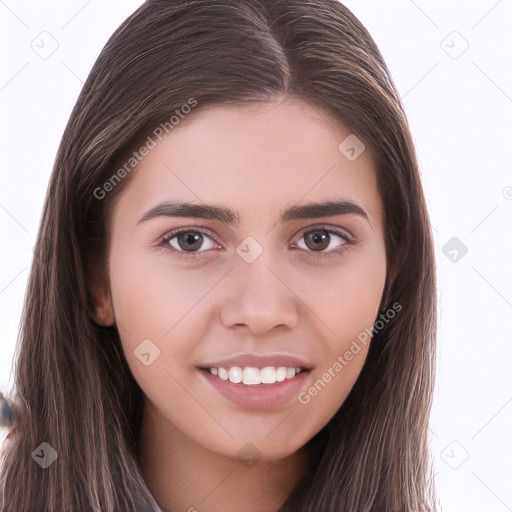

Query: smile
[206,366,304,385]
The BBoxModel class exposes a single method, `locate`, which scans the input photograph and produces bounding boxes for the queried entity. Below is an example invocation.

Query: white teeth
[207,366,303,385]
[242,367,261,385]
[275,367,287,382]
[228,367,243,383]
[260,366,276,384]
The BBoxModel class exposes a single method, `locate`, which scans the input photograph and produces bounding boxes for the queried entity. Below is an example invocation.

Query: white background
[1,1,511,510]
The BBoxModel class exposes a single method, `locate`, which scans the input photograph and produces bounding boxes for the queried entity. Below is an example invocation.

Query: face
[96,96,388,462]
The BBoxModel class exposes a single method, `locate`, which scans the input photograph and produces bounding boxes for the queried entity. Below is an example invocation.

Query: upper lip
[199,353,313,370]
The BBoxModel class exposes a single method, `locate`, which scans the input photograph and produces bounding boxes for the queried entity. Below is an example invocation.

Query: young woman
[0,0,438,510]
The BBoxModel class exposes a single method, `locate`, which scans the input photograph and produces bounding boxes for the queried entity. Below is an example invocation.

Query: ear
[380,250,401,312]
[387,258,399,286]
[387,245,403,286]
[91,286,115,327]
[87,262,115,327]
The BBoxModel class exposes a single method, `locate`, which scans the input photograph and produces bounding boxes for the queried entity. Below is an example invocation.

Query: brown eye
[175,231,204,251]
[303,230,331,251]
[297,228,353,254]
[161,229,218,255]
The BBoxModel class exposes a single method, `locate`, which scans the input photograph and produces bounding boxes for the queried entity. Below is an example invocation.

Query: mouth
[197,353,313,408]
[199,365,311,408]
[201,366,307,386]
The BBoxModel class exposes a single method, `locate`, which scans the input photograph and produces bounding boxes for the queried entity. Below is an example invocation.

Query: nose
[220,254,300,336]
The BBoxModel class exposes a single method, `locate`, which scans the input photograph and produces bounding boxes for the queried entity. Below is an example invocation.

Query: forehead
[113,96,383,229]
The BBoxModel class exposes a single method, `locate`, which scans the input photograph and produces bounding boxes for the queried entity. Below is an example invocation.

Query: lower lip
[200,369,311,409]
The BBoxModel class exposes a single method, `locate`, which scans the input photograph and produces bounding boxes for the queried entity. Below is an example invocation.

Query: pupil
[178,232,203,251]
[305,231,329,251]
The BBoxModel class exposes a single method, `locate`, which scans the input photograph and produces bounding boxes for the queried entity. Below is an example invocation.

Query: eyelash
[157,226,356,260]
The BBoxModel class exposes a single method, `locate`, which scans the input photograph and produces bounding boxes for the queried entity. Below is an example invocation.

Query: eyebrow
[137,199,369,227]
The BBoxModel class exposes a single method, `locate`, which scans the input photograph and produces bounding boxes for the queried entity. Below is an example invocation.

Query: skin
[92,95,389,512]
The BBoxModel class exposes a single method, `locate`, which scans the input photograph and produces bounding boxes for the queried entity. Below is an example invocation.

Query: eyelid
[294,224,355,244]
[159,226,220,255]
[157,224,356,258]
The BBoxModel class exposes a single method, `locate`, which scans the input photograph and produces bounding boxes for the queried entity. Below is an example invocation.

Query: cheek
[304,243,387,348]
[107,248,221,382]
[293,244,387,417]
[108,249,210,338]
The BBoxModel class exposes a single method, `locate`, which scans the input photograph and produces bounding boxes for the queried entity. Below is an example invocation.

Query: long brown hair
[0,1,437,510]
